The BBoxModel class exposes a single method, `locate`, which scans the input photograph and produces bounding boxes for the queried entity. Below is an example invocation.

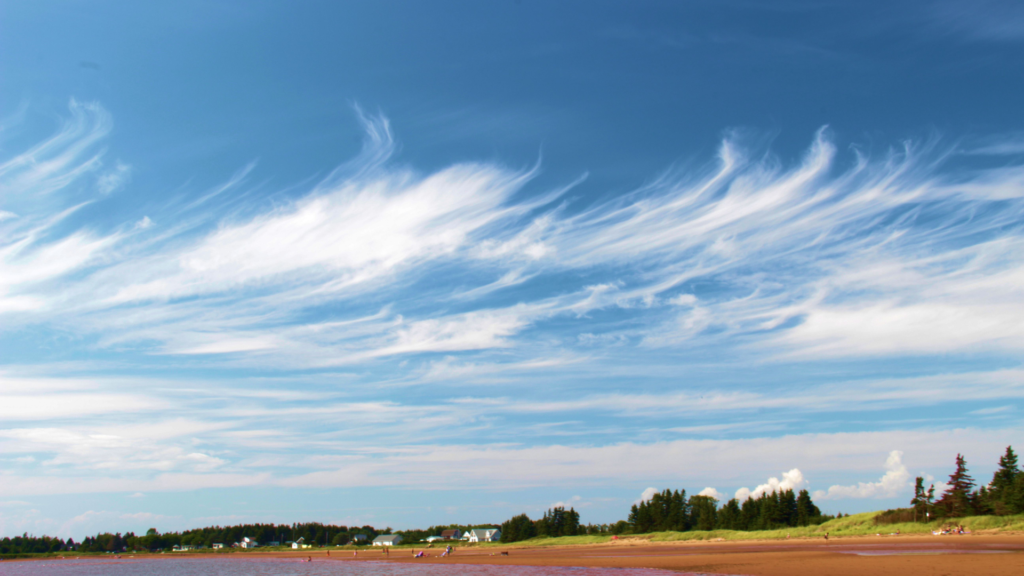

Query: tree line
[1,522,388,555]
[500,489,828,543]
[631,488,827,533]
[887,446,1024,523]
[500,506,584,542]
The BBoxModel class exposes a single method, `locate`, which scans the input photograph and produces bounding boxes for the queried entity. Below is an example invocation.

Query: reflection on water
[0,557,693,576]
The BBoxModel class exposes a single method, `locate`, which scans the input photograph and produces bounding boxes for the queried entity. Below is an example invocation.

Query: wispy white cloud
[2,101,1024,524]
[95,161,131,195]
[4,102,1024,372]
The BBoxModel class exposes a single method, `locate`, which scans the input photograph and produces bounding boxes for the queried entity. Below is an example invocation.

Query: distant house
[292,537,310,549]
[212,543,225,549]
[424,536,443,543]
[465,529,501,543]
[372,535,403,547]
[351,534,368,544]
[441,529,461,540]
[266,541,280,547]
[240,537,259,549]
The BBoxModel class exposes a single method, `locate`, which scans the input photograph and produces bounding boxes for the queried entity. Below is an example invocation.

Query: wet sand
[15,535,1024,575]
[272,534,1024,576]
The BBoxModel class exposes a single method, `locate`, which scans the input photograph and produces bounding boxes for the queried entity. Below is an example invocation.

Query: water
[0,557,694,576]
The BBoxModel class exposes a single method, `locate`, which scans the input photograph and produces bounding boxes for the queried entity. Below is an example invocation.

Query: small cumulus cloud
[735,468,806,501]
[698,487,725,501]
[635,487,659,505]
[813,450,910,500]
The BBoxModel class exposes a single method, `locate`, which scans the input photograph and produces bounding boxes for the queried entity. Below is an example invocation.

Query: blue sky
[2,0,1024,539]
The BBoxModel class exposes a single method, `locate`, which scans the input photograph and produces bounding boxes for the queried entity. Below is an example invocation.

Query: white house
[465,529,501,543]
[351,534,368,544]
[291,537,310,549]
[424,536,443,543]
[372,534,403,546]
[240,537,259,549]
[212,543,225,549]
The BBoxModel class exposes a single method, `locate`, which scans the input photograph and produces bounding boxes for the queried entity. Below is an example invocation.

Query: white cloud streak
[2,101,1024,519]
[3,103,1024,369]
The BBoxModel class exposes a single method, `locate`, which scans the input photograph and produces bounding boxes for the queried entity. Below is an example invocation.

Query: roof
[468,528,499,537]
[441,529,460,536]
[373,535,402,543]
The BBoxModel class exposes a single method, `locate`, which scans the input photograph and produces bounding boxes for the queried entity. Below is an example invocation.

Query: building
[465,529,501,543]
[240,537,259,549]
[424,536,443,543]
[351,534,368,544]
[266,541,280,547]
[440,529,461,540]
[212,543,225,549]
[372,534,403,546]
[291,537,310,549]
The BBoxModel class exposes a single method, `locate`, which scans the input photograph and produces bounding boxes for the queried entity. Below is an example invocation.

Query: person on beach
[824,532,829,541]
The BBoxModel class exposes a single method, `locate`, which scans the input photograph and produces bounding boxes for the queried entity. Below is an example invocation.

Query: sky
[1,0,1024,539]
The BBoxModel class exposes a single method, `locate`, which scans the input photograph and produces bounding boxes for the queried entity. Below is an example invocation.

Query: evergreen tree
[910,477,934,521]
[778,489,797,527]
[500,514,537,543]
[937,453,977,518]
[688,495,717,531]
[795,489,819,526]
[987,446,1022,514]
[716,498,742,530]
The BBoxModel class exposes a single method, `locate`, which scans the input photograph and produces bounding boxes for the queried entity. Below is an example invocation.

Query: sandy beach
[243,534,1024,576]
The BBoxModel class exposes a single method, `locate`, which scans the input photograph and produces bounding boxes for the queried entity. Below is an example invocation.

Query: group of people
[934,525,969,535]
[413,544,455,558]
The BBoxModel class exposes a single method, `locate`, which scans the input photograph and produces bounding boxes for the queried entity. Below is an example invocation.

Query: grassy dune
[489,511,1024,547]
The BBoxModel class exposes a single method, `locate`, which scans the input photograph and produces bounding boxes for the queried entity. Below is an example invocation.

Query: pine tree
[910,477,934,521]
[938,453,977,518]
[717,498,742,530]
[795,489,819,526]
[988,446,1021,515]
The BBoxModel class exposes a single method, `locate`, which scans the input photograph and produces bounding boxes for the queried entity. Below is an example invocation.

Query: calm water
[0,557,696,576]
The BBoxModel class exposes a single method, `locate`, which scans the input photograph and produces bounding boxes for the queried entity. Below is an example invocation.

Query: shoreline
[10,533,1023,576]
